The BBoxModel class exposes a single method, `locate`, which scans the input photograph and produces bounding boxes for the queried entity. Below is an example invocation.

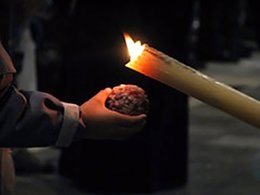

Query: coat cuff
[56,102,80,147]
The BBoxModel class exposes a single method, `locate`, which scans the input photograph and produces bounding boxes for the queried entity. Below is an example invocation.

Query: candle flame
[124,33,145,61]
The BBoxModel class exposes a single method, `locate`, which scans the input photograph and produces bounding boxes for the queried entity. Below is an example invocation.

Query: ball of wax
[105,84,149,116]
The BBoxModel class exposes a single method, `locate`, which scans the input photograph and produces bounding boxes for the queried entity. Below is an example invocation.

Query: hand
[79,88,147,140]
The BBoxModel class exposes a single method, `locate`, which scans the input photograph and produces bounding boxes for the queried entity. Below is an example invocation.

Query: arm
[0,74,147,148]
[0,73,82,147]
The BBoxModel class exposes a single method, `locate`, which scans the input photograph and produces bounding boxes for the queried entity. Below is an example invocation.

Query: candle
[124,33,260,129]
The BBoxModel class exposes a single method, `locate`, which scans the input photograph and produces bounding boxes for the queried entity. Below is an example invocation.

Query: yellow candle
[124,34,260,129]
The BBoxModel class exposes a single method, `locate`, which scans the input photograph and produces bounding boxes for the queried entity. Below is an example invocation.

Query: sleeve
[0,77,83,148]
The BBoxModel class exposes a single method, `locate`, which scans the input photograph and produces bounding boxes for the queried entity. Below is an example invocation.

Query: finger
[116,113,147,127]
[95,87,112,102]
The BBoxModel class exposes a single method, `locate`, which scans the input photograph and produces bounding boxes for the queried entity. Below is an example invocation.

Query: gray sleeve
[0,85,81,147]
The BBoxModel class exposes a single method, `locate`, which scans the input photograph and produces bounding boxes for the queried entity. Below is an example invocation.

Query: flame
[124,33,145,61]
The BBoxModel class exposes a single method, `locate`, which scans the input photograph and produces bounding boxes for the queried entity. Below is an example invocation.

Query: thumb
[95,87,112,102]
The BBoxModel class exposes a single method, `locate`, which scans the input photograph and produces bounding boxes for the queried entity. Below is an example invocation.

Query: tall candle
[124,34,260,129]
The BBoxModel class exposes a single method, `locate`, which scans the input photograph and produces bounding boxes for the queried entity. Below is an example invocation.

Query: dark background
[1,0,259,193]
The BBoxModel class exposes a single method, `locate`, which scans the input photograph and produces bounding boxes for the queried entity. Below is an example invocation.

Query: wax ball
[105,84,149,115]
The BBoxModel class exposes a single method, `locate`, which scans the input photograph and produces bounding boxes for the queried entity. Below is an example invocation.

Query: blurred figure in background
[197,0,255,63]
[1,0,57,175]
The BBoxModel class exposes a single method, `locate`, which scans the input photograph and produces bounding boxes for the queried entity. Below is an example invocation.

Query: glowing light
[124,33,145,61]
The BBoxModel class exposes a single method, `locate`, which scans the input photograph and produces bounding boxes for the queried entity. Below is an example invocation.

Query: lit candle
[124,33,260,129]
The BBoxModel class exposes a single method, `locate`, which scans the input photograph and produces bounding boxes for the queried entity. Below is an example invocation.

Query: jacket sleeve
[0,74,83,148]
